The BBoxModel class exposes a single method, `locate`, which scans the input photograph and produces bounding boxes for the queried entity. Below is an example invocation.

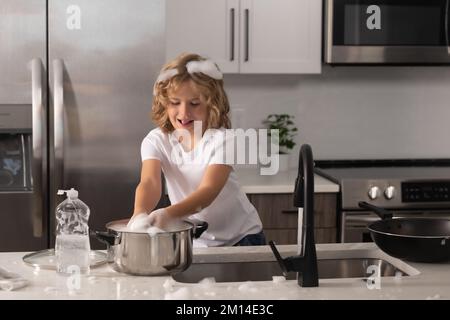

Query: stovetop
[316,166,450,182]
[315,159,450,182]
[314,159,450,210]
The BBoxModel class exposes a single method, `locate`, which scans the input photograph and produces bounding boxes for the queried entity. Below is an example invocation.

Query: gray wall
[224,65,450,161]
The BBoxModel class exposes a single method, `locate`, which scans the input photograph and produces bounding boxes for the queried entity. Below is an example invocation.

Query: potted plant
[262,114,298,171]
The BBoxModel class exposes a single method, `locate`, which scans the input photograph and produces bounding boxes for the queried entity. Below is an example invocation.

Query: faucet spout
[269,144,319,287]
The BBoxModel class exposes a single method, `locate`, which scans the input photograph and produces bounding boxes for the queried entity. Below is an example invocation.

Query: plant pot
[277,154,290,172]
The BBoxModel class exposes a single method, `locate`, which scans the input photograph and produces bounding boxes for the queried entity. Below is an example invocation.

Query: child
[127,53,265,247]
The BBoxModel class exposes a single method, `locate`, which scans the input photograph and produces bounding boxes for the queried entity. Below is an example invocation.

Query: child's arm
[165,164,232,218]
[132,159,162,217]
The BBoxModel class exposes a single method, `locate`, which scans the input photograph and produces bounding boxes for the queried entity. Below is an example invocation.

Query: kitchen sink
[172,258,408,283]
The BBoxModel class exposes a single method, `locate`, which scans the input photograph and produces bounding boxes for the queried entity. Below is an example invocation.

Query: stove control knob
[384,186,396,200]
[368,186,381,200]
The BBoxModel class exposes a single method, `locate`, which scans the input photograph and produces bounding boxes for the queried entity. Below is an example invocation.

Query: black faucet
[269,144,319,287]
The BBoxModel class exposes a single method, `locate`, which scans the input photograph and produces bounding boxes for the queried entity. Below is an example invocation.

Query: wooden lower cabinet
[247,193,338,245]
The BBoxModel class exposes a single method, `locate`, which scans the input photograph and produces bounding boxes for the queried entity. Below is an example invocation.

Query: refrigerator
[0,0,165,251]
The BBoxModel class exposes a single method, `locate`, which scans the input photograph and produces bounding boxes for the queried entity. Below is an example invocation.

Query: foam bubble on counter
[198,277,216,286]
[426,294,441,300]
[272,276,286,283]
[44,286,58,294]
[164,287,192,300]
[163,278,175,291]
[238,281,259,293]
[394,271,403,284]
[68,290,81,296]
[196,277,217,297]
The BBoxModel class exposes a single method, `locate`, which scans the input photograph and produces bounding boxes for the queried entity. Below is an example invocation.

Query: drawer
[248,193,337,228]
[264,227,337,245]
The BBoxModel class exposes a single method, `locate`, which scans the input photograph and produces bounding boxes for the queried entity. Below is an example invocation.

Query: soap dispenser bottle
[55,188,91,275]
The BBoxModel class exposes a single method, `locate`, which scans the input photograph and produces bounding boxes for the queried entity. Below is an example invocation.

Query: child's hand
[127,213,151,231]
[148,208,176,229]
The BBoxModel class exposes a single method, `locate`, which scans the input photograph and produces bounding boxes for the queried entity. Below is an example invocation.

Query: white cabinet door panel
[240,0,321,74]
[166,0,239,72]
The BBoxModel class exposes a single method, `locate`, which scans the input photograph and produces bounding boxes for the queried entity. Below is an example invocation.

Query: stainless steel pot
[92,218,208,276]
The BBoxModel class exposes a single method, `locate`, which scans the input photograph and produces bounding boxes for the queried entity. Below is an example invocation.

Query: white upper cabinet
[166,0,240,73]
[165,0,322,74]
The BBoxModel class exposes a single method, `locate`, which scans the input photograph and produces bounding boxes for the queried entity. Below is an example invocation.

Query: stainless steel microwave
[324,0,450,64]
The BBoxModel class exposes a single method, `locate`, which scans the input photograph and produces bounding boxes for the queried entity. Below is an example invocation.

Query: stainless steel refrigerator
[0,0,165,251]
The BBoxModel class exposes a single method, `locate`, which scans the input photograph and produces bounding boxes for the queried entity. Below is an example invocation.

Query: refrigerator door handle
[53,59,64,189]
[30,58,44,237]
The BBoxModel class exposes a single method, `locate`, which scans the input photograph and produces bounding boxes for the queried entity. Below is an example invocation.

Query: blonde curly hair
[152,53,231,133]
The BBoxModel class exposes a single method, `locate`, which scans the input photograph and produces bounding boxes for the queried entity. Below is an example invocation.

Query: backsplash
[224,65,450,160]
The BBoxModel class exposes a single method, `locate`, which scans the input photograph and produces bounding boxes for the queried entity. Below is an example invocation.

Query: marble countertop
[235,168,339,194]
[1,243,449,300]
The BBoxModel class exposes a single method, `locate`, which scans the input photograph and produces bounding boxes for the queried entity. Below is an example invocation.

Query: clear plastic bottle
[54,188,91,275]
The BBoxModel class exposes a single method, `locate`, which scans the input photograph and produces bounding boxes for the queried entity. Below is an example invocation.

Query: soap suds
[238,281,259,293]
[272,276,286,283]
[165,287,192,300]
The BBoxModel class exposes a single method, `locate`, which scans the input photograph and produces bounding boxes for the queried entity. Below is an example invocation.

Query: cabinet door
[247,193,337,244]
[240,0,322,74]
[166,0,239,72]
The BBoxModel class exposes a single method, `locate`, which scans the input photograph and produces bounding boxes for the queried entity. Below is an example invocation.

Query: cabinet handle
[230,8,235,61]
[244,8,249,62]
[446,0,450,54]
[281,209,298,214]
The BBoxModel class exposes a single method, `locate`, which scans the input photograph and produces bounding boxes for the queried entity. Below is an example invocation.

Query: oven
[324,0,450,64]
[315,160,450,243]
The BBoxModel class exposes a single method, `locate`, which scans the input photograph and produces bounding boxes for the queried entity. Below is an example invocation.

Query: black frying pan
[358,201,450,263]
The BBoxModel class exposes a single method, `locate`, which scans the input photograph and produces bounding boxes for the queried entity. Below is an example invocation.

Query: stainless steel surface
[0,0,47,251]
[173,258,408,283]
[31,58,45,237]
[324,0,334,65]
[326,46,450,64]
[324,0,450,64]
[1,0,164,251]
[48,0,165,248]
[104,219,196,276]
[52,59,64,192]
[23,249,107,270]
[0,105,32,131]
[0,0,46,104]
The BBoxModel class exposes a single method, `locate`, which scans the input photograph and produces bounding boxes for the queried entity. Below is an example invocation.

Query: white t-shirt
[140,127,263,247]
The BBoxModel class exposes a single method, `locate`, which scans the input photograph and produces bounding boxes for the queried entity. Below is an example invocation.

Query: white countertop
[235,168,339,194]
[1,243,449,300]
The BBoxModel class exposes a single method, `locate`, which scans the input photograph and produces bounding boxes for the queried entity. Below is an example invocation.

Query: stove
[315,160,450,243]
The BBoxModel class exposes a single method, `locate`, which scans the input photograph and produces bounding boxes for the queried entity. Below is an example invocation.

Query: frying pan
[358,201,450,263]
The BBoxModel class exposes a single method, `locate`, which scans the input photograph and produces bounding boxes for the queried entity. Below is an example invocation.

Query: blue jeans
[233,230,267,246]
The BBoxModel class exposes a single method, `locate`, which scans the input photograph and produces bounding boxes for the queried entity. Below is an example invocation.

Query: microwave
[324,0,450,64]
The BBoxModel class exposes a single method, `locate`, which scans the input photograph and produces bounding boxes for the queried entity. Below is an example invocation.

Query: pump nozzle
[57,188,79,199]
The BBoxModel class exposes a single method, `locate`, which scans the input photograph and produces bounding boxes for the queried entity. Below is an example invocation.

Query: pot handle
[90,230,121,246]
[189,219,209,239]
[358,201,393,220]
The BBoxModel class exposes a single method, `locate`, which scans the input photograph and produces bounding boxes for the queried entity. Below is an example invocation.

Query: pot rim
[105,218,194,235]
